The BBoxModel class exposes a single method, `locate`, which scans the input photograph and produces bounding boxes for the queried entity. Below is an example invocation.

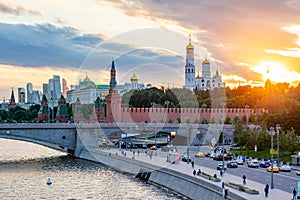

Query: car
[235,159,244,165]
[248,161,259,168]
[227,161,238,168]
[181,156,192,163]
[279,165,291,172]
[259,161,271,168]
[216,163,227,170]
[195,152,205,157]
[267,165,279,173]
[296,170,300,176]
[205,152,211,157]
[150,145,157,150]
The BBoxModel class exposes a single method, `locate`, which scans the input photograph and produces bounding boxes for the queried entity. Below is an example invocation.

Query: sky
[1,0,300,100]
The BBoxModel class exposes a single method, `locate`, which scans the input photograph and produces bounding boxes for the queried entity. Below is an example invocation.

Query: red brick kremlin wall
[120,107,266,123]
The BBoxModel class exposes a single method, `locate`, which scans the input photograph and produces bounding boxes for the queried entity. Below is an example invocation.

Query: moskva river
[0,139,184,200]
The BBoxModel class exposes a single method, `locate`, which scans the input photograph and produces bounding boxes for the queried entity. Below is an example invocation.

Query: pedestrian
[137,149,140,156]
[222,182,225,197]
[293,188,297,200]
[220,170,223,176]
[264,184,269,197]
[242,174,246,185]
[193,169,196,176]
[197,169,201,175]
[191,160,194,168]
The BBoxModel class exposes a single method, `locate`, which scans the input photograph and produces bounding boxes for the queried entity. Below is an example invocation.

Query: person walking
[193,169,196,176]
[242,174,246,185]
[264,184,269,197]
[191,160,194,168]
[293,188,297,200]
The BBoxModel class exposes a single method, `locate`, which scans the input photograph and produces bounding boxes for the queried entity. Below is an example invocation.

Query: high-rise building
[26,83,33,103]
[43,83,49,98]
[62,78,69,98]
[53,75,62,99]
[18,87,26,104]
[48,78,54,98]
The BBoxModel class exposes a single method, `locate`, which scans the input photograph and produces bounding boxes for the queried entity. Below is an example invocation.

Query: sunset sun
[251,61,300,83]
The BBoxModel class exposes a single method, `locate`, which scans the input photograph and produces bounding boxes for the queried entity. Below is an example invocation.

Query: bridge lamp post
[151,102,157,152]
[245,105,249,126]
[221,102,226,174]
[269,126,275,189]
[165,100,170,124]
[51,97,54,123]
[276,124,280,165]
[187,125,191,164]
[202,103,207,124]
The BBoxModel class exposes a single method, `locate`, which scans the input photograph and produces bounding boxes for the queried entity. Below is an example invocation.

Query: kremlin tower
[105,59,122,123]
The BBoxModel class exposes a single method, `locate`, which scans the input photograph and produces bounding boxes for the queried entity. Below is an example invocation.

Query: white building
[184,35,225,90]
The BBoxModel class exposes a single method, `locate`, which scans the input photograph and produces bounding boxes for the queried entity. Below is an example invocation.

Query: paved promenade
[101,147,291,200]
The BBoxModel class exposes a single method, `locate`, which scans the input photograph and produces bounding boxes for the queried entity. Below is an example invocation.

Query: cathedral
[184,35,225,91]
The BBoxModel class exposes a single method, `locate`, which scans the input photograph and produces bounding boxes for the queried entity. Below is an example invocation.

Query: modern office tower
[43,83,49,98]
[26,83,33,103]
[18,87,26,104]
[62,78,69,98]
[53,75,62,99]
[48,78,54,98]
[31,90,41,104]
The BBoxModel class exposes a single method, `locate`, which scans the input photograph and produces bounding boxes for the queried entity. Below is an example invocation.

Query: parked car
[279,165,291,172]
[267,165,279,173]
[182,156,192,163]
[195,152,205,157]
[216,163,227,170]
[259,161,271,168]
[227,161,238,168]
[248,161,259,168]
[236,159,244,165]
[150,145,157,150]
[296,170,300,176]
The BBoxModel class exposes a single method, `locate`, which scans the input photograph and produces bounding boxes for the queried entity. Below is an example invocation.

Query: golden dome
[83,74,90,82]
[186,34,194,49]
[130,72,139,82]
[186,43,194,49]
[202,58,210,65]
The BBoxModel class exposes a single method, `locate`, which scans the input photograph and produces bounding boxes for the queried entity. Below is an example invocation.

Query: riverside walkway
[101,147,291,200]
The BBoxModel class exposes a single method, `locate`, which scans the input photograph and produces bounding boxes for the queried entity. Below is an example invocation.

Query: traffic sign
[270,148,278,154]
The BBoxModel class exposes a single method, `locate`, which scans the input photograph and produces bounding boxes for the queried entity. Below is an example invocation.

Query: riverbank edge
[78,148,246,200]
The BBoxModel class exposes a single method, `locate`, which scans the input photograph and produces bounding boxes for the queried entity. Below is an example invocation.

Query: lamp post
[245,105,249,126]
[165,100,170,123]
[276,124,280,165]
[221,102,226,174]
[202,103,207,124]
[187,125,191,164]
[270,126,275,189]
[51,97,54,123]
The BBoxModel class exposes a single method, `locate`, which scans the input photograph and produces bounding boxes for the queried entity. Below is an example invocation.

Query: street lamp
[165,100,170,123]
[202,103,207,124]
[276,124,280,165]
[221,102,226,174]
[51,97,54,123]
[151,102,155,123]
[245,105,249,126]
[269,126,275,189]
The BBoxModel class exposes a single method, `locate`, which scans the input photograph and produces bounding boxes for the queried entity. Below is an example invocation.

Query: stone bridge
[0,123,234,156]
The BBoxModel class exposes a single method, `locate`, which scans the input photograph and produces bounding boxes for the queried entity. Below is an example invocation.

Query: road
[189,149,299,193]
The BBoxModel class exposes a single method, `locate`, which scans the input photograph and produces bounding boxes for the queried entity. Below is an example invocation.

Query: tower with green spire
[38,94,50,122]
[9,87,16,110]
[106,59,121,123]
[56,95,69,123]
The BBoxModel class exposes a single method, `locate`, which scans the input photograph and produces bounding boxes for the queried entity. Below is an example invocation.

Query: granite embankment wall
[78,149,246,200]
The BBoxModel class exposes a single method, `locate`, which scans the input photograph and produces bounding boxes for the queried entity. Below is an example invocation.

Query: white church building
[184,35,225,91]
